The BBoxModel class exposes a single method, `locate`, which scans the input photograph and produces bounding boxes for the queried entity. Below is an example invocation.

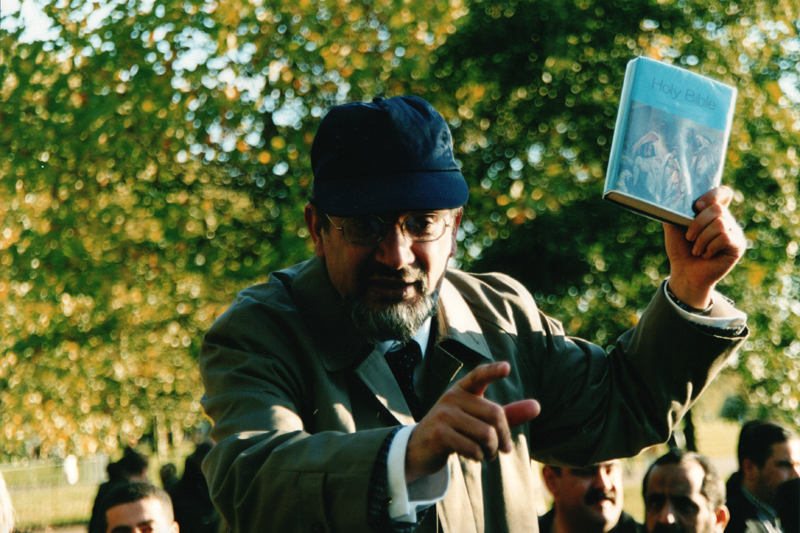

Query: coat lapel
[355,346,417,426]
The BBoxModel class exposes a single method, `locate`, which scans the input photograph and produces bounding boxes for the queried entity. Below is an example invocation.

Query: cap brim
[314,170,469,216]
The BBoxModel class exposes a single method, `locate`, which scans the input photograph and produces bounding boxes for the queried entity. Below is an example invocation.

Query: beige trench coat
[200,256,746,533]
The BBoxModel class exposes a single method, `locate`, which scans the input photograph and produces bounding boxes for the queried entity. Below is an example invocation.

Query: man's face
[105,497,179,533]
[644,461,726,533]
[307,207,461,342]
[750,438,800,507]
[545,460,624,533]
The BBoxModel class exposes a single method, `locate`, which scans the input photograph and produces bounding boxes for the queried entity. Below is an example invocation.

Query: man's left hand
[664,186,745,309]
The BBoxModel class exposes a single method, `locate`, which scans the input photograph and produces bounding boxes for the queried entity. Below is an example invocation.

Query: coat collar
[288,256,494,372]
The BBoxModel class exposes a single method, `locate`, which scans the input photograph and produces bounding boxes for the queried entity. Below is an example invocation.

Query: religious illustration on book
[614,101,726,215]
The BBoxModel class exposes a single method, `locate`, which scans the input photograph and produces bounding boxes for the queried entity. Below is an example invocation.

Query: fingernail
[695,199,706,210]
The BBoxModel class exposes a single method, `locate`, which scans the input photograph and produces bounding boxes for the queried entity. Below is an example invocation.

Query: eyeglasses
[325,212,452,246]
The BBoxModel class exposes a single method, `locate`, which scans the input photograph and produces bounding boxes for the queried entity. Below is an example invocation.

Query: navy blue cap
[311,95,469,216]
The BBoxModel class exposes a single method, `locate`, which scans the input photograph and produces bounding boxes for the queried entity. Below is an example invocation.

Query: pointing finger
[458,362,511,397]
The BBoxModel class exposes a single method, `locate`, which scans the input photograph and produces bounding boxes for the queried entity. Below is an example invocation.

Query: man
[95,482,179,533]
[643,449,729,533]
[199,95,748,532]
[89,447,150,533]
[725,420,800,533]
[540,460,641,533]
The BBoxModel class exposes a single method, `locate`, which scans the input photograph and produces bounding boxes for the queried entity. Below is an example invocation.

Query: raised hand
[405,362,541,483]
[664,186,746,309]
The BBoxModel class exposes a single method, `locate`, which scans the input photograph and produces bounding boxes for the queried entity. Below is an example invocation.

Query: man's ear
[542,466,560,498]
[449,210,463,258]
[742,458,759,483]
[304,203,326,258]
[714,504,730,532]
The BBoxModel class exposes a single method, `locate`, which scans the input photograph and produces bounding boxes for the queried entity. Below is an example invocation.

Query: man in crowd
[540,460,641,533]
[89,447,150,533]
[725,420,800,533]
[199,95,748,532]
[95,482,179,533]
[643,449,729,533]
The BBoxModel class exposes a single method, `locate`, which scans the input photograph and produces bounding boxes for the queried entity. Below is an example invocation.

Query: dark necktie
[385,341,424,421]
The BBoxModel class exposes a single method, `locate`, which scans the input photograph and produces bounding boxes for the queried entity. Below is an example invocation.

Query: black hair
[642,448,726,511]
[115,447,149,477]
[96,482,174,532]
[737,419,798,469]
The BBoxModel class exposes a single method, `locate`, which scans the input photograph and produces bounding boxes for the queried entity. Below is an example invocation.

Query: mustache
[362,262,427,287]
[584,488,616,506]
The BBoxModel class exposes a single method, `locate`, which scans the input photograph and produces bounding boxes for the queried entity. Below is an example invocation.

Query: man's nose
[656,502,677,524]
[594,470,614,491]
[375,223,415,269]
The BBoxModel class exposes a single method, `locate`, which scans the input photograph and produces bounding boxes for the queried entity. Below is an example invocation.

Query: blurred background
[1,0,799,528]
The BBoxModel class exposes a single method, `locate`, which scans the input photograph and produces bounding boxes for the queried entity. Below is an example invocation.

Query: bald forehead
[648,461,704,493]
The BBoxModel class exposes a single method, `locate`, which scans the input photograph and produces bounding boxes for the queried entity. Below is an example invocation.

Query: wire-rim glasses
[325,212,451,245]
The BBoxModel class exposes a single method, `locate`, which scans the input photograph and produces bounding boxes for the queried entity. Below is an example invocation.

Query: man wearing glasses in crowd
[199,95,748,532]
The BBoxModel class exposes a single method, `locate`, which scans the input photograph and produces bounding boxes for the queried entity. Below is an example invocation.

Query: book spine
[604,58,639,193]
[718,85,738,178]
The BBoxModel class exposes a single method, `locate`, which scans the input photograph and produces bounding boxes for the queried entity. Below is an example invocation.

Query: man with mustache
[199,95,749,532]
[540,460,641,533]
[643,449,730,533]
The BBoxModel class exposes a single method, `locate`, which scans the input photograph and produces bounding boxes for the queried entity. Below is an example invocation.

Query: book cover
[603,56,737,226]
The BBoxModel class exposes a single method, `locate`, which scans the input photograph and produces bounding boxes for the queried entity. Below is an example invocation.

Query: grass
[6,443,197,529]
[9,484,95,528]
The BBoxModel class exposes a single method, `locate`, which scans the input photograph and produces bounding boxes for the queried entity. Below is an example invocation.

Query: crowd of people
[538,419,800,533]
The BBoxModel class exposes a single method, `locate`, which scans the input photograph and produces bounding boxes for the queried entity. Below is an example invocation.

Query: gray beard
[345,290,440,343]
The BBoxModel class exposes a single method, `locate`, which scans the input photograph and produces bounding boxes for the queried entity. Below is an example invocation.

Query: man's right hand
[404,362,541,483]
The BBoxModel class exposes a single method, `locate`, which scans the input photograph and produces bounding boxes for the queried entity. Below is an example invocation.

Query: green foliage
[1,0,799,459]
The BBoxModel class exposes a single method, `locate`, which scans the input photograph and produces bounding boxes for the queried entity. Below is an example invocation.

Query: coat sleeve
[530,283,747,466]
[455,273,748,468]
[199,292,395,533]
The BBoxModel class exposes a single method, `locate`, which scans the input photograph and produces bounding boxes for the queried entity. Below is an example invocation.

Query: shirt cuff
[386,425,449,523]
[663,280,747,330]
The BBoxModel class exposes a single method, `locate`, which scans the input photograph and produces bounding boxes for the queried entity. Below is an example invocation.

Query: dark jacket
[725,474,775,533]
[537,508,642,533]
